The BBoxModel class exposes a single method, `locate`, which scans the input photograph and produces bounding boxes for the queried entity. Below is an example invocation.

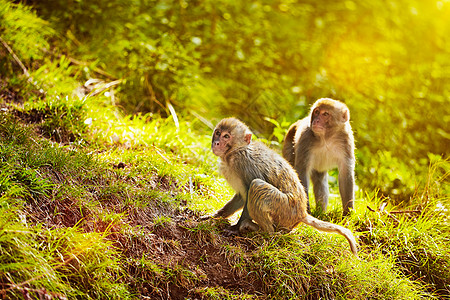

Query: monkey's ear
[244,133,252,144]
[342,108,350,122]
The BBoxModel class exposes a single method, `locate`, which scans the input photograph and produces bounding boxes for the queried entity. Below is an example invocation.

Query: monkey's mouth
[312,124,326,133]
[212,146,227,157]
[212,144,232,158]
[212,147,222,156]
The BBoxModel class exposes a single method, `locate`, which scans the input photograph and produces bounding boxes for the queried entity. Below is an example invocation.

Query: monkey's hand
[199,212,224,221]
[198,214,213,221]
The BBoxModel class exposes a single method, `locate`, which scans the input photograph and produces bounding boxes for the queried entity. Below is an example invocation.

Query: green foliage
[0,108,214,298]
[30,55,81,97]
[89,111,214,166]
[24,0,449,198]
[0,0,53,64]
[237,230,428,299]
[0,112,103,295]
[263,117,292,145]
[16,97,88,144]
[355,189,450,296]
[0,206,130,299]
[194,286,255,300]
[0,116,53,202]
[0,0,449,298]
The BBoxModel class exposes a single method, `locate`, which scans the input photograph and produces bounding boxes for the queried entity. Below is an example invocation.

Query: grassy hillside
[1,1,449,299]
[0,99,450,299]
[0,67,450,299]
[1,74,449,299]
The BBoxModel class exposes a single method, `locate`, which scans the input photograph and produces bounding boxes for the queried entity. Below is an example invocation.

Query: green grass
[1,84,449,298]
[0,207,130,299]
[1,89,449,298]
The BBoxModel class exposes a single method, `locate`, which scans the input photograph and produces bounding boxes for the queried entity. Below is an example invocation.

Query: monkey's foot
[240,220,259,233]
[223,224,240,236]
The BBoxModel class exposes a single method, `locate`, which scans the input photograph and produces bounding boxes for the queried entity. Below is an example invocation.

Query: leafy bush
[24,0,449,198]
[0,0,53,63]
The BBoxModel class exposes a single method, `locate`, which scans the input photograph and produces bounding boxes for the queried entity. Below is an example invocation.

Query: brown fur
[211,117,358,255]
[283,98,355,215]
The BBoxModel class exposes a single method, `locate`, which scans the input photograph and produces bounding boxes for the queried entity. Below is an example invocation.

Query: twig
[152,145,170,163]
[144,75,165,111]
[366,205,376,212]
[86,79,123,97]
[389,210,421,214]
[385,213,400,223]
[0,35,45,94]
[65,55,116,79]
[190,110,214,130]
[0,35,31,79]
[366,204,400,223]
[378,202,387,213]
[167,101,179,129]
[41,47,117,80]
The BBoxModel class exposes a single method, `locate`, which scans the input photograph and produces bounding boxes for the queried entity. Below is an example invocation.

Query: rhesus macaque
[209,117,357,255]
[282,98,355,216]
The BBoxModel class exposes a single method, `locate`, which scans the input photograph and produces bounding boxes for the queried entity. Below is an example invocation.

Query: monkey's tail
[302,214,358,256]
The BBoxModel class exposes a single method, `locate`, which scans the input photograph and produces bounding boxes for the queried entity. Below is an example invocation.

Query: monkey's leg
[247,179,296,232]
[338,168,355,216]
[282,124,297,166]
[311,170,329,213]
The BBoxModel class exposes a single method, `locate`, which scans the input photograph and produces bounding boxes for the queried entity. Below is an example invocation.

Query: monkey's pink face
[211,129,232,157]
[311,108,331,135]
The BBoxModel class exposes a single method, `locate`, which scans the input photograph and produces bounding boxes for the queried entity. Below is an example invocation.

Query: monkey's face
[211,118,253,158]
[212,128,233,157]
[310,101,349,136]
[311,107,331,135]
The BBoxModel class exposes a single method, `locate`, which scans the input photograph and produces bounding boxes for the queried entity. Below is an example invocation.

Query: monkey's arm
[199,193,244,221]
[216,194,256,236]
[282,123,297,166]
[222,199,254,235]
[214,193,244,218]
[294,150,311,212]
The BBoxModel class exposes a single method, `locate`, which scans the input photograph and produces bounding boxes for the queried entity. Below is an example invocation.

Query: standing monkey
[283,98,355,215]
[209,117,357,255]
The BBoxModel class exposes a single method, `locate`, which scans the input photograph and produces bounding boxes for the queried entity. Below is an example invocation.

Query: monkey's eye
[223,133,230,139]
[314,109,320,115]
[215,130,220,136]
[323,112,329,116]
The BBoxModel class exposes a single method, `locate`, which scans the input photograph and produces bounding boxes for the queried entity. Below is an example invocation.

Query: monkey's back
[222,141,305,199]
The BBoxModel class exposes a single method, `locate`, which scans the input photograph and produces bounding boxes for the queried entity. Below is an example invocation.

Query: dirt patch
[13,108,47,124]
[0,79,24,104]
[116,209,265,299]
[22,165,265,297]
[17,139,265,298]
[147,173,184,194]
